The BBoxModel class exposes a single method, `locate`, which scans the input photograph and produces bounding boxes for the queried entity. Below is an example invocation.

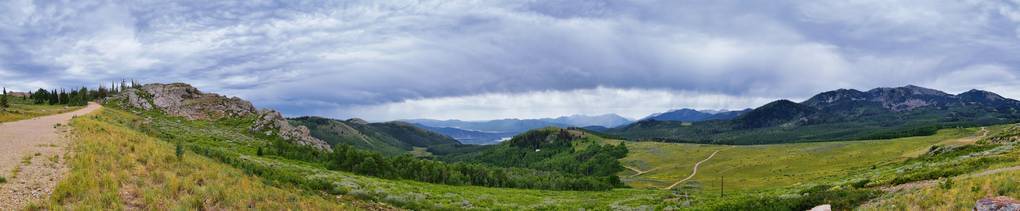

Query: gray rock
[108,83,330,151]
[252,109,330,150]
[976,196,1020,211]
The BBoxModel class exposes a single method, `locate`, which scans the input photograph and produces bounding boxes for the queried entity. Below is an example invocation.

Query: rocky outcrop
[975,196,1020,211]
[108,83,330,151]
[252,109,330,150]
[111,83,257,120]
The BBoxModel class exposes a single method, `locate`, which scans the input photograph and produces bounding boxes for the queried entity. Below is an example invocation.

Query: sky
[1,0,1020,121]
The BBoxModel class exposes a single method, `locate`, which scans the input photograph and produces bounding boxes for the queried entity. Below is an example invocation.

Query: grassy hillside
[862,157,1020,210]
[607,124,1020,209]
[860,124,1020,210]
[442,128,627,177]
[610,127,976,192]
[51,104,1020,209]
[610,86,1020,145]
[611,105,1013,145]
[0,98,81,123]
[37,108,374,210]
[88,106,665,209]
[289,116,460,156]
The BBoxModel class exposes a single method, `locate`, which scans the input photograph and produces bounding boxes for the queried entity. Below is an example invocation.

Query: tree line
[1,87,9,109]
[443,129,630,178]
[24,80,141,106]
[262,135,625,191]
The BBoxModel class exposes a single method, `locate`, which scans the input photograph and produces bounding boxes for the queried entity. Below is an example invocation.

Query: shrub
[175,142,184,160]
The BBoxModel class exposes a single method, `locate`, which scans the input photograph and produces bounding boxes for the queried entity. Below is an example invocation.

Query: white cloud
[336,87,779,121]
[927,64,1020,98]
[1,0,1019,121]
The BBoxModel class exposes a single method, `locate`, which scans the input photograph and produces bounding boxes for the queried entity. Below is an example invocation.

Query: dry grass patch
[0,103,80,123]
[40,108,354,210]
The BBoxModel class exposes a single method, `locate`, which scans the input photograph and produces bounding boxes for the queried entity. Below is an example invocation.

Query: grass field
[55,105,1020,210]
[71,107,667,210]
[861,164,1020,210]
[0,100,81,123]
[39,108,370,210]
[609,127,983,197]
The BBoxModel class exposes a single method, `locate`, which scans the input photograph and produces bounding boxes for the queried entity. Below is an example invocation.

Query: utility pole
[720,175,724,197]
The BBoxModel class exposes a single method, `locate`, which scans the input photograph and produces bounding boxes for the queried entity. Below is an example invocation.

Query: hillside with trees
[609,85,1020,145]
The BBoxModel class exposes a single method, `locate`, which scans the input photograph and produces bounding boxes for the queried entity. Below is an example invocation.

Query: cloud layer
[2,0,1019,121]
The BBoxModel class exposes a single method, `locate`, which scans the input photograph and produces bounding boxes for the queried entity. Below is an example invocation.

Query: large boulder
[108,83,330,151]
[252,109,330,150]
[976,196,1020,211]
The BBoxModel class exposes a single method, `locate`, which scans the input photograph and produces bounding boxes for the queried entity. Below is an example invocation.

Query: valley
[7,2,1020,210]
[2,83,1019,210]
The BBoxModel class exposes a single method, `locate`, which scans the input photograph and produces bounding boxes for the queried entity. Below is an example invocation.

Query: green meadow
[51,106,1020,210]
[608,127,997,201]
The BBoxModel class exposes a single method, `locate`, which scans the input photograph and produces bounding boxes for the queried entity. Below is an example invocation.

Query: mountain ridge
[405,114,633,144]
[608,85,1020,144]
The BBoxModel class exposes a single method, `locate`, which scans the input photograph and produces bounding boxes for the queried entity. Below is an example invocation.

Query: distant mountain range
[410,124,518,145]
[289,116,462,155]
[405,114,632,144]
[609,85,1020,145]
[641,108,751,122]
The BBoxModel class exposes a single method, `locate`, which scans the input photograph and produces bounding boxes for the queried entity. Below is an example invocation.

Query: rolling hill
[609,85,1020,144]
[59,82,1020,210]
[406,114,632,144]
[641,108,751,122]
[288,116,462,156]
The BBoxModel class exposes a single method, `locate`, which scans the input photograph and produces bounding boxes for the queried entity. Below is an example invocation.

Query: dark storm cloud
[1,0,1019,120]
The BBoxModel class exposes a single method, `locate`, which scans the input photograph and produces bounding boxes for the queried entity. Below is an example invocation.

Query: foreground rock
[976,196,1020,211]
[107,83,330,150]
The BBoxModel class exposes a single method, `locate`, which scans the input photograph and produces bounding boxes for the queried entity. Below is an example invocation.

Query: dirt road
[665,150,720,190]
[0,102,100,209]
[623,165,658,177]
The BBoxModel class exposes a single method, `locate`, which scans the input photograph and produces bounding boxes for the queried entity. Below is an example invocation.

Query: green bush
[707,186,880,210]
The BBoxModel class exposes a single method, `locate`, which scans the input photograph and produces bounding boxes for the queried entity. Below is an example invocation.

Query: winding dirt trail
[623,165,658,177]
[0,102,100,209]
[665,150,720,190]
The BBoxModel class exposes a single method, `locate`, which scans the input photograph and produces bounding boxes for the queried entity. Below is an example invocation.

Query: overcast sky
[2,0,1020,121]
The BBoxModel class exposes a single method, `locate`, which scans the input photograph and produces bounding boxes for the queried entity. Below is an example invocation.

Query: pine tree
[48,89,57,105]
[1,87,9,109]
[176,142,184,160]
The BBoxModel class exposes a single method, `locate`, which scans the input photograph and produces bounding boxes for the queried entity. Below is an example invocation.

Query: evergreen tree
[48,89,58,105]
[176,142,184,160]
[1,87,9,109]
[31,89,46,104]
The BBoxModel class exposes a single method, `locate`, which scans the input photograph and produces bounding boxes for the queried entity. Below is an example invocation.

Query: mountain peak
[803,88,868,108]
[958,89,1015,106]
[346,118,370,124]
[736,99,817,129]
[869,85,950,96]
[643,107,750,122]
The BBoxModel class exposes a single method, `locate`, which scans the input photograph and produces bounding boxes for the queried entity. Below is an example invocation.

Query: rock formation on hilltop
[115,83,258,120]
[107,83,330,151]
[251,109,331,150]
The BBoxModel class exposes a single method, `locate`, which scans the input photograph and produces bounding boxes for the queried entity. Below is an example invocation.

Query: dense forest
[257,134,625,191]
[441,128,629,178]
[9,80,142,106]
